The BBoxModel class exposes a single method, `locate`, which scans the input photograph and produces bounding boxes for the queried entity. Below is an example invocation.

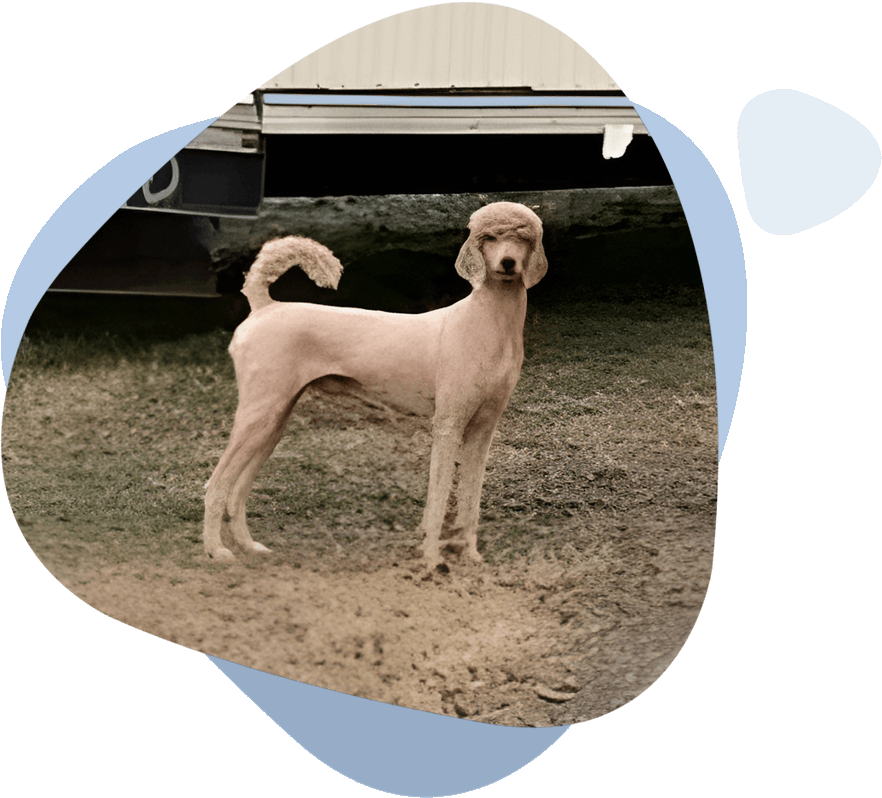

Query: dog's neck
[475,275,528,297]
[468,278,528,329]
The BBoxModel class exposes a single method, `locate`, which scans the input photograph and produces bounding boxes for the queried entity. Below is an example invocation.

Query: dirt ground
[4,261,716,727]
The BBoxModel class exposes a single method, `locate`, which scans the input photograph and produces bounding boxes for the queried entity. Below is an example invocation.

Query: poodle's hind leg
[225,407,294,554]
[203,397,295,560]
[204,456,241,561]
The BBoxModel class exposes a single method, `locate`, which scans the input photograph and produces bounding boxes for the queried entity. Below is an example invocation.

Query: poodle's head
[455,202,547,289]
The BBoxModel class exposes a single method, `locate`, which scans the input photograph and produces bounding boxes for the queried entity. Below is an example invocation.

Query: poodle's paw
[465,546,484,564]
[418,544,446,575]
[247,541,272,555]
[207,546,236,562]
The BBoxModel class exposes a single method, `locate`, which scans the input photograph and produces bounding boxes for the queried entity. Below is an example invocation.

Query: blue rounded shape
[738,89,881,235]
[210,656,566,796]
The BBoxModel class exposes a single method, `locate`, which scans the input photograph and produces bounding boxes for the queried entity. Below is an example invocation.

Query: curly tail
[241,235,344,312]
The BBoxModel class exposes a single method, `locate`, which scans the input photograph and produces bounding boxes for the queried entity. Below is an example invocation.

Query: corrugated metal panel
[261,5,619,92]
[261,104,644,135]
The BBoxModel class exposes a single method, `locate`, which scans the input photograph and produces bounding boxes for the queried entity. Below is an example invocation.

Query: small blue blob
[738,89,880,235]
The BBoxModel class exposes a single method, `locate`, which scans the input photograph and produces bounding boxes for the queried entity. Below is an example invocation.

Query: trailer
[47,5,674,300]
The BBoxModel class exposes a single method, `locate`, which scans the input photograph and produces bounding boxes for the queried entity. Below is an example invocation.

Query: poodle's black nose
[501,257,516,273]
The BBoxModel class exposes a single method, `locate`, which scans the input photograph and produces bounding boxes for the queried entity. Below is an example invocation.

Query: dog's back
[231,301,449,417]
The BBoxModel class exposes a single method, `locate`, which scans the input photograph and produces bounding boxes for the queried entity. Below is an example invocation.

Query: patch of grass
[512,290,713,441]
[12,328,234,377]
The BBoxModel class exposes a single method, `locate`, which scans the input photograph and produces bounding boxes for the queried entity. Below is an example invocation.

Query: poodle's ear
[524,239,548,289]
[455,234,486,287]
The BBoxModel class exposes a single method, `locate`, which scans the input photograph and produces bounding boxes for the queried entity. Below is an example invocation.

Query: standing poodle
[203,201,547,569]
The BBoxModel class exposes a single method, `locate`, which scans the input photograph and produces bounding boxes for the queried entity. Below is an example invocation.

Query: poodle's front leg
[451,413,499,563]
[418,422,461,568]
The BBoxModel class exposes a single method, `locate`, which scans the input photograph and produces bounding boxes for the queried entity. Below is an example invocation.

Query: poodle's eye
[483,234,497,243]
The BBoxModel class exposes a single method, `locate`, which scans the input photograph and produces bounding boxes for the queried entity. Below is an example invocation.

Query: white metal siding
[260,104,645,135]
[261,4,619,92]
